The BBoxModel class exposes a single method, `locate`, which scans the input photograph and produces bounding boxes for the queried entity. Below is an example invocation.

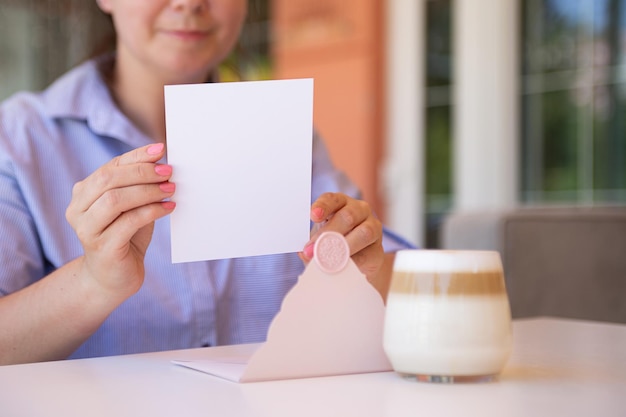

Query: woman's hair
[88,12,116,59]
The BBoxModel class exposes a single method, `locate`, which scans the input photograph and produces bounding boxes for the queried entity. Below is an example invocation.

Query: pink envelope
[173,232,392,382]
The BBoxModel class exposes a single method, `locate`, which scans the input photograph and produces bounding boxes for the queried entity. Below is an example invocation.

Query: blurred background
[1,0,625,249]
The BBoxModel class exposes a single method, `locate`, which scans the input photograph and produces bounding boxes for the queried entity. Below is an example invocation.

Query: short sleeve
[0,123,47,296]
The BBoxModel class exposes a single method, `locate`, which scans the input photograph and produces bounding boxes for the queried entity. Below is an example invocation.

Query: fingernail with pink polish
[155,164,172,176]
[159,182,175,193]
[147,143,164,155]
[312,207,324,220]
[303,242,314,259]
[162,201,176,210]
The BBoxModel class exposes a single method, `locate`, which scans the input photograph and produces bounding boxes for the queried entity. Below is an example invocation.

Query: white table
[1,318,625,417]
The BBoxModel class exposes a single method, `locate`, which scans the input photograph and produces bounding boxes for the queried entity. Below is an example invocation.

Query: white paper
[173,232,392,383]
[164,79,313,263]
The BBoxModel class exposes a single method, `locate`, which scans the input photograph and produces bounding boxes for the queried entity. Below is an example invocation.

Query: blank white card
[164,79,313,263]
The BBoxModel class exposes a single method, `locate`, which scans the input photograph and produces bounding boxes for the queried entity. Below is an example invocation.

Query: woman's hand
[300,192,386,279]
[65,143,175,300]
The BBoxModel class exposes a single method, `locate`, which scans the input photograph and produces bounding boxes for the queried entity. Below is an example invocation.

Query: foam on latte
[393,250,503,274]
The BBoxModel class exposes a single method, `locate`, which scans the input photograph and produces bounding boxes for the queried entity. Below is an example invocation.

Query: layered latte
[384,250,512,380]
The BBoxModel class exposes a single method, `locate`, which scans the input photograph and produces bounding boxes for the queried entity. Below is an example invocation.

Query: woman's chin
[167,48,231,83]
[161,63,215,85]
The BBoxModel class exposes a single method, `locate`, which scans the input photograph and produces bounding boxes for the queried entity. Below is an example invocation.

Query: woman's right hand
[65,143,176,300]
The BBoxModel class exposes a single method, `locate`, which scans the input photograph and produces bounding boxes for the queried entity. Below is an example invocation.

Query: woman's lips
[163,29,211,41]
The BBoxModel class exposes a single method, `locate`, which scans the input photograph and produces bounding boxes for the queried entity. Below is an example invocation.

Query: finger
[350,241,385,276]
[116,143,166,166]
[342,216,382,256]
[74,182,175,243]
[303,209,380,264]
[97,201,176,251]
[310,197,370,241]
[310,192,348,223]
[69,158,172,215]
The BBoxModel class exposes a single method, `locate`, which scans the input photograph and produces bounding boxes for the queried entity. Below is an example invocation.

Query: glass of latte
[383,250,512,383]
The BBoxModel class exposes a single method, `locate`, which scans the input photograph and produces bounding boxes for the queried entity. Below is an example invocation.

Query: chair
[441,206,626,323]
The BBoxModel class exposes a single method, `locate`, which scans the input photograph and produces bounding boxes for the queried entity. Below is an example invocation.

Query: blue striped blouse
[0,55,413,359]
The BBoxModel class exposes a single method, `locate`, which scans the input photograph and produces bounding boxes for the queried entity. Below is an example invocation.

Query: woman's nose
[170,0,208,14]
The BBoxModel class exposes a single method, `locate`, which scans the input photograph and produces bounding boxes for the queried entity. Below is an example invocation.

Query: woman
[0,0,412,365]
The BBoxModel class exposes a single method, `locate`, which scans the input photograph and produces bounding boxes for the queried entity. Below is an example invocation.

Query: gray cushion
[441,206,626,323]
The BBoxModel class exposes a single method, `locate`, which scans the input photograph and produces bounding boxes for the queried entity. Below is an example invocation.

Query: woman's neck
[105,49,214,144]
[108,56,168,143]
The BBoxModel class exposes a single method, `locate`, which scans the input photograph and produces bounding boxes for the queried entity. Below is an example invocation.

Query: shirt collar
[41,54,153,149]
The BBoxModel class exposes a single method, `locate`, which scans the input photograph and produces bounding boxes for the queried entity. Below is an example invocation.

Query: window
[0,1,112,101]
[521,0,626,203]
[425,0,453,248]
[419,0,626,248]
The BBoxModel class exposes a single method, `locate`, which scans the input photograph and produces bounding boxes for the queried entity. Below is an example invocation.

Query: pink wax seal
[313,231,350,274]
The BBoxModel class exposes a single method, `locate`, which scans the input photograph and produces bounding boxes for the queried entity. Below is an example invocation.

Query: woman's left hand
[300,192,385,279]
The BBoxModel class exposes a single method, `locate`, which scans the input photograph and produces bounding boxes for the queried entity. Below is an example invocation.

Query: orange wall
[271,0,386,219]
